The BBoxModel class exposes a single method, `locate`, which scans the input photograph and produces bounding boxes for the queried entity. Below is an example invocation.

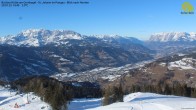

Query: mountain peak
[0,29,143,47]
[0,29,83,46]
[149,32,196,42]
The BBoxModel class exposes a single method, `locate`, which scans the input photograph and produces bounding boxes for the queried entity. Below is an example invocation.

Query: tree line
[1,75,196,109]
[8,76,102,110]
[103,81,196,105]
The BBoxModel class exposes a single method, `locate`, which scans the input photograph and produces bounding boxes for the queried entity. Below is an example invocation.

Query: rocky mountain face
[0,29,82,46]
[0,29,153,81]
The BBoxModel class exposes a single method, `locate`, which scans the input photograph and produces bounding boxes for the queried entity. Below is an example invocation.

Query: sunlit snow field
[0,86,51,110]
[69,92,196,110]
[1,86,196,110]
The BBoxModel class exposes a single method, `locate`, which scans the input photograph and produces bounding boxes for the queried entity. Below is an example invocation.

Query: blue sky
[0,0,195,40]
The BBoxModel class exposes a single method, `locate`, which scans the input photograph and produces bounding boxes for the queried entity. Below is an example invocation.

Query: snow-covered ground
[2,85,196,110]
[169,58,196,70]
[68,98,102,110]
[69,92,196,110]
[0,86,51,110]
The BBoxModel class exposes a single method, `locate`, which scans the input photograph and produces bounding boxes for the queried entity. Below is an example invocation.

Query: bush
[103,85,123,105]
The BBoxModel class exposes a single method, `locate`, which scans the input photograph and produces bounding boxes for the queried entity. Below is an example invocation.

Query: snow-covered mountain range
[0,29,154,81]
[149,32,196,42]
[0,29,82,46]
[0,29,141,47]
[1,29,196,82]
